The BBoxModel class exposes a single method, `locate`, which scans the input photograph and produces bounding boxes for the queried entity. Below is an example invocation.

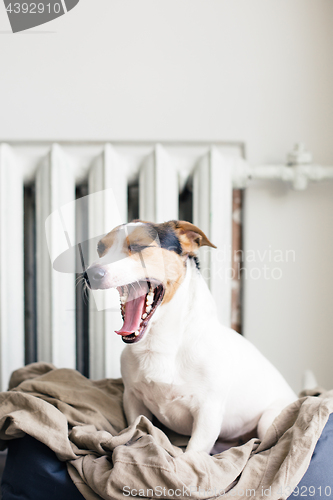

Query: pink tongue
[115,294,146,336]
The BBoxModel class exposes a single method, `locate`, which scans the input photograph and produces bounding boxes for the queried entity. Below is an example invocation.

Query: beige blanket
[0,362,331,500]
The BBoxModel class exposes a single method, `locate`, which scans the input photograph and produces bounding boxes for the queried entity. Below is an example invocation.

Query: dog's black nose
[83,268,106,289]
[91,268,106,281]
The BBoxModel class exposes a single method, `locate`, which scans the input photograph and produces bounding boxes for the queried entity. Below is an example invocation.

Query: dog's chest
[135,379,196,436]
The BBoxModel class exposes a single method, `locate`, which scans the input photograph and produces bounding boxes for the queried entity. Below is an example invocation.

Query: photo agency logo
[45,189,166,313]
[3,0,79,33]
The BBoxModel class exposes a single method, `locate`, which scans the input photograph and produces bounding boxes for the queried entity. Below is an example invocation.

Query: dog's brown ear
[172,221,216,254]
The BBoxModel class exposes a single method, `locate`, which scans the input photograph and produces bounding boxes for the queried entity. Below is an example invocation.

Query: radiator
[0,141,244,391]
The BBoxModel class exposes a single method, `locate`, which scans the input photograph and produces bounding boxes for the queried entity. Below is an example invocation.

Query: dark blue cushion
[1,434,84,500]
[288,413,333,498]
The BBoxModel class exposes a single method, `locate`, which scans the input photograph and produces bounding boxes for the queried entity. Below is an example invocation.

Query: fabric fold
[0,362,332,500]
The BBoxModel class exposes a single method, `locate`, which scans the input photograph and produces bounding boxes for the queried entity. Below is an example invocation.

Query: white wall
[1,0,333,164]
[244,181,333,393]
[0,0,332,392]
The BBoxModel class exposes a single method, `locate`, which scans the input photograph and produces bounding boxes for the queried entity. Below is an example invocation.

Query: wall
[0,0,332,392]
[244,181,333,393]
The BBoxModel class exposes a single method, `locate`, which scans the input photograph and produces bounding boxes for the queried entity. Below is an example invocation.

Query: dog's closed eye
[97,241,106,256]
[128,243,153,253]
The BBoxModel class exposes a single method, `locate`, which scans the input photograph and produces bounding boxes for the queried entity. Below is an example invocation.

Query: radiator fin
[88,145,127,379]
[193,147,233,327]
[35,144,76,368]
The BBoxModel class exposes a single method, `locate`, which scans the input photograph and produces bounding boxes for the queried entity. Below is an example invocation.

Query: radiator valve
[287,143,313,190]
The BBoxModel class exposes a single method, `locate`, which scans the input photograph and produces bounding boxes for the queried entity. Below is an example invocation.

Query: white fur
[121,258,297,453]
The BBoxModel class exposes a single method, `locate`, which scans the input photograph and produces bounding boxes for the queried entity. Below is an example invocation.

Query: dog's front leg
[186,406,222,453]
[123,388,153,426]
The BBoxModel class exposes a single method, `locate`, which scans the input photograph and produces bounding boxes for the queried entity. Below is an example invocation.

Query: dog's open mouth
[115,280,165,344]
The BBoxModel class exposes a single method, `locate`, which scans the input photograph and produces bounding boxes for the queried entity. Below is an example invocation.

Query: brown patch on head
[97,229,119,257]
[170,221,216,256]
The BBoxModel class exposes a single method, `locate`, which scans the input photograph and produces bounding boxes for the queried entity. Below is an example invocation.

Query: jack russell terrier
[84,220,297,453]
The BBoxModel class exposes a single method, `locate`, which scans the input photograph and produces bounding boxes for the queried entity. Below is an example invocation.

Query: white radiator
[0,141,243,390]
[1,141,332,391]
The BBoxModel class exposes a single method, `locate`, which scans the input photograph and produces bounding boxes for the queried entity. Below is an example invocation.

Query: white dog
[85,220,297,453]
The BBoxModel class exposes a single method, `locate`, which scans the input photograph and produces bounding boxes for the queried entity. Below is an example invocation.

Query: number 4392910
[6,3,61,14]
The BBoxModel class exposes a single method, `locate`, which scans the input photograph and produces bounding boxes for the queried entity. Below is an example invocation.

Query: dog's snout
[92,268,106,280]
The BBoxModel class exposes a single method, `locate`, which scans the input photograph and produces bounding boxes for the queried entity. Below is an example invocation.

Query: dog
[84,220,297,453]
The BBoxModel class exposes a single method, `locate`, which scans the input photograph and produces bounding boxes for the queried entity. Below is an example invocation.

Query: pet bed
[0,363,332,500]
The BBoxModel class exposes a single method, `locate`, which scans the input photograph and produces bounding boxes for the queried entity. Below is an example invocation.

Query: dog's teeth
[146,295,153,305]
[120,292,127,303]
[146,305,152,313]
[142,313,147,319]
[134,331,139,337]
